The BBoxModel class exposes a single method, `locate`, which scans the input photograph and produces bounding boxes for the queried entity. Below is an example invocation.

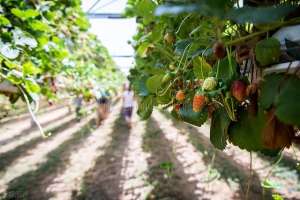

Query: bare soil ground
[0,104,299,200]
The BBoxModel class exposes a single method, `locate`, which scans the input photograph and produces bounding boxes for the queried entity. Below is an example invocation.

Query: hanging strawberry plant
[0,0,122,102]
[0,0,123,134]
[126,0,300,156]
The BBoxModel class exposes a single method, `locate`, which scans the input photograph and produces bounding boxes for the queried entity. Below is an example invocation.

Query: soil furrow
[151,110,238,200]
[0,117,77,172]
[45,104,121,200]
[0,116,97,200]
[74,112,131,200]
[0,113,95,195]
[0,106,69,144]
[118,114,153,200]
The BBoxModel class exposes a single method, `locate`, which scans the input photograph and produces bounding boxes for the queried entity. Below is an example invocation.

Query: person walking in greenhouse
[96,90,110,126]
[74,94,83,122]
[122,85,134,128]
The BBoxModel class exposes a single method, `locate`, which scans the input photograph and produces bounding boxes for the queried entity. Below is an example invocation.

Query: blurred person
[122,85,134,128]
[74,94,83,122]
[96,90,110,126]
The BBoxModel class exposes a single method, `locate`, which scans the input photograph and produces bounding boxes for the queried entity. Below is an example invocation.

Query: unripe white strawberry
[202,77,217,91]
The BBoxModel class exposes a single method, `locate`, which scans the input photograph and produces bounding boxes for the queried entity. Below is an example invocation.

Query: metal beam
[86,13,125,19]
[86,0,102,13]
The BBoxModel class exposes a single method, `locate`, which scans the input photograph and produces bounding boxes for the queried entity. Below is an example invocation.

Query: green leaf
[4,61,18,70]
[272,194,284,200]
[146,74,164,94]
[255,38,281,67]
[171,104,207,127]
[135,0,156,24]
[261,179,281,189]
[6,69,23,83]
[259,73,283,110]
[275,75,300,126]
[23,62,41,75]
[9,93,20,104]
[0,15,10,26]
[37,36,49,47]
[75,16,90,31]
[137,42,151,58]
[210,107,231,150]
[11,8,39,20]
[193,56,211,79]
[29,20,51,32]
[144,66,164,75]
[156,89,171,104]
[228,5,296,24]
[174,39,192,55]
[132,76,149,97]
[259,74,300,127]
[137,96,154,120]
[228,109,266,151]
[24,79,40,93]
[213,55,237,82]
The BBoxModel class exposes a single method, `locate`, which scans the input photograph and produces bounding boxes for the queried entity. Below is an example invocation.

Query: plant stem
[18,86,47,138]
[176,14,192,34]
[216,60,220,79]
[226,18,300,46]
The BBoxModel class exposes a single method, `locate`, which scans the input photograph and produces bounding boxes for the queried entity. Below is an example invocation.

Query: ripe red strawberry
[176,90,185,101]
[231,80,247,102]
[193,94,206,112]
[213,41,226,59]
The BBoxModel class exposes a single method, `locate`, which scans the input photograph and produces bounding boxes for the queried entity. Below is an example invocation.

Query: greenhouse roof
[82,0,136,75]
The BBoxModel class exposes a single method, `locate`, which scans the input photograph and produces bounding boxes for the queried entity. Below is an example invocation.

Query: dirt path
[45,104,121,200]
[0,106,69,145]
[0,104,94,156]
[0,103,298,200]
[73,112,132,200]
[0,116,76,172]
[0,113,73,155]
[1,119,98,200]
[0,113,95,194]
[117,114,153,200]
[151,110,239,200]
[0,103,68,126]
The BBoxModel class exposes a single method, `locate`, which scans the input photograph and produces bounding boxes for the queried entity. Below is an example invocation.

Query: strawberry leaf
[210,107,230,150]
[275,75,300,126]
[146,74,164,94]
[259,73,283,110]
[255,38,281,67]
[172,104,207,127]
[137,95,154,120]
[228,108,266,151]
